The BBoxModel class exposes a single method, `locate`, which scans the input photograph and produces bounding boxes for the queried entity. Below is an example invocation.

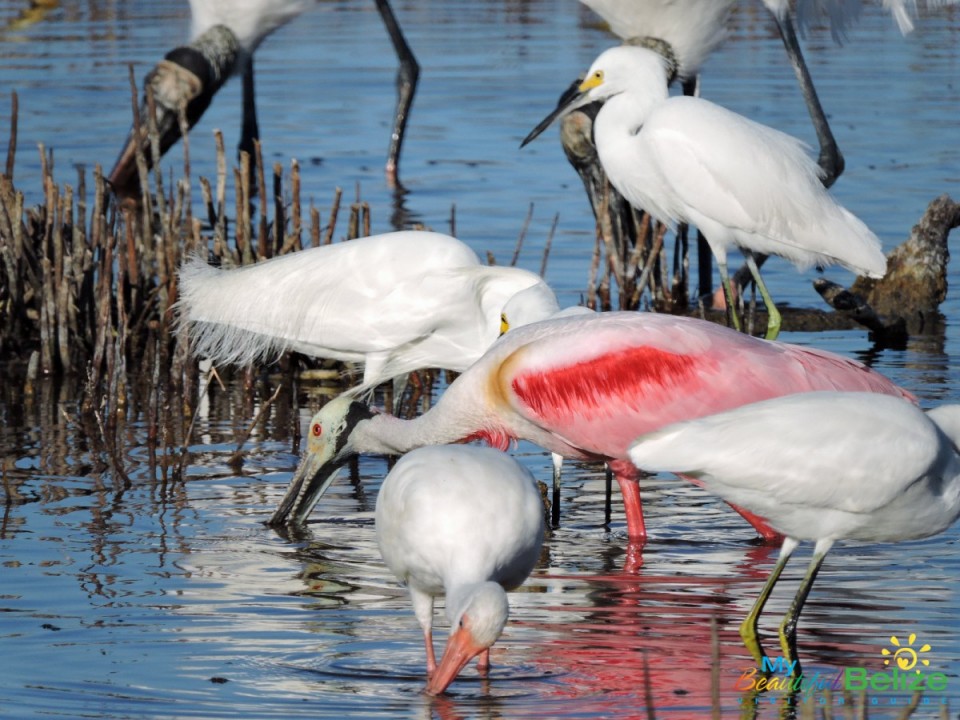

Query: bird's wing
[579,0,733,77]
[178,233,481,366]
[645,98,823,239]
[642,98,881,272]
[629,392,941,515]
[487,312,907,460]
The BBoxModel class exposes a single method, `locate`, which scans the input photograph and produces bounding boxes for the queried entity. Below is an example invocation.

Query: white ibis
[374,444,545,695]
[629,391,960,674]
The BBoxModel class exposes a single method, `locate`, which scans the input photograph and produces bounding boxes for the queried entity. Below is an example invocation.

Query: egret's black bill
[520,78,586,148]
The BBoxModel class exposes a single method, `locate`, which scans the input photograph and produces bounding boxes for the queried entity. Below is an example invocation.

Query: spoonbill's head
[425,582,509,696]
[266,397,373,526]
[520,44,673,148]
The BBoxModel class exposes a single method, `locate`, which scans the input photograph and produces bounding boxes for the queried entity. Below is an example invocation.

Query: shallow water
[2,1,960,718]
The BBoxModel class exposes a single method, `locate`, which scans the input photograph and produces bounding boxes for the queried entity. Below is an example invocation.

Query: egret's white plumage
[580,0,733,80]
[528,45,885,338]
[375,444,545,695]
[629,391,960,671]
[178,231,561,394]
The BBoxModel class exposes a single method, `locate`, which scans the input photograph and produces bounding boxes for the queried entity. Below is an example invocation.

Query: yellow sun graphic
[882,634,932,673]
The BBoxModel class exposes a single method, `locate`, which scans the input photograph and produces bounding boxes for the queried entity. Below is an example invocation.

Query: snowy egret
[266,311,911,571]
[177,231,561,396]
[576,0,958,186]
[108,0,418,198]
[375,444,544,695]
[628,391,960,673]
[522,45,886,340]
[549,0,951,304]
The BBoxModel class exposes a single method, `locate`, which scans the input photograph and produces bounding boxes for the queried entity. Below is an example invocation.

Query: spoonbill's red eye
[312,423,322,437]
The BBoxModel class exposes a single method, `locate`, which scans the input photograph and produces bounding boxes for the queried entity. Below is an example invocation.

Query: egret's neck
[594,79,668,149]
[593,86,672,224]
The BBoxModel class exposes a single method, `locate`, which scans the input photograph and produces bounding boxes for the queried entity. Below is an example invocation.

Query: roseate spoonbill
[522,45,886,341]
[266,312,912,570]
[629,391,960,674]
[108,0,418,198]
[177,231,560,396]
[375,444,544,695]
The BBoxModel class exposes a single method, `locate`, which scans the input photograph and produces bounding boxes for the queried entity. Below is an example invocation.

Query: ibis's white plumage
[375,444,545,695]
[178,231,561,394]
[630,392,960,543]
[629,391,960,671]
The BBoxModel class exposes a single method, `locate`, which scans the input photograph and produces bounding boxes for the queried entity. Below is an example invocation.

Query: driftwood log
[815,194,958,347]
[692,197,958,345]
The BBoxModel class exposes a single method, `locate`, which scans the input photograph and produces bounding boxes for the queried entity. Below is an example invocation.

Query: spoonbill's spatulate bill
[374,444,545,695]
[177,231,560,396]
[267,311,912,572]
[522,45,886,341]
[108,0,418,197]
[629,391,960,673]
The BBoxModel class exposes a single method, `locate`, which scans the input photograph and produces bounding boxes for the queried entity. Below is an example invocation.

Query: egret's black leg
[373,0,420,184]
[771,11,844,188]
[238,53,259,161]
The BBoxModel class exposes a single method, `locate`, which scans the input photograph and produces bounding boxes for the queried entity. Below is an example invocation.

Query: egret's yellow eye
[579,69,604,92]
[499,313,510,336]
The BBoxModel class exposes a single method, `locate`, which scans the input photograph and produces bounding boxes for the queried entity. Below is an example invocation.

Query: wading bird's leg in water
[771,10,844,187]
[609,459,646,573]
[729,505,782,543]
[779,539,833,676]
[424,627,437,676]
[740,538,798,667]
[374,0,419,187]
[717,256,743,332]
[239,54,258,161]
[476,649,491,672]
[680,473,782,543]
[551,452,563,528]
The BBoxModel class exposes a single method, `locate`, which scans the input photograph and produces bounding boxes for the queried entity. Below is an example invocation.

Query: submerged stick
[5,91,17,181]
